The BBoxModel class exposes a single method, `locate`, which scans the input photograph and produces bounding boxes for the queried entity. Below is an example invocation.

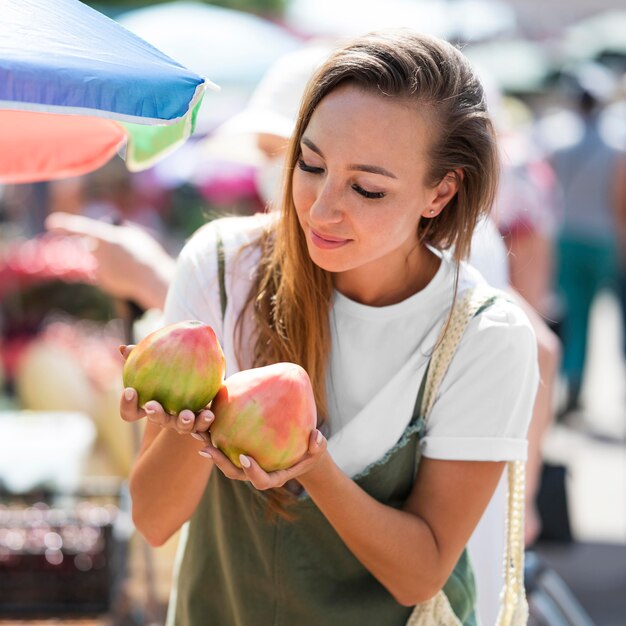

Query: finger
[191,431,211,443]
[118,344,136,361]
[199,443,246,480]
[239,430,328,489]
[258,430,327,485]
[239,455,279,490]
[119,387,146,422]
[175,410,196,435]
[308,429,327,456]
[143,400,170,427]
[194,409,215,433]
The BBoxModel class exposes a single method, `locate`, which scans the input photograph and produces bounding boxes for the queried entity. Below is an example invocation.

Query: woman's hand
[118,344,214,441]
[198,429,328,490]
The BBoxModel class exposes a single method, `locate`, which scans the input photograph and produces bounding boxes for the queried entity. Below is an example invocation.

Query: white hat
[200,43,334,164]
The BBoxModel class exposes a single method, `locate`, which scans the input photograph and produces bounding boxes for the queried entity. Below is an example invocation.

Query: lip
[310,228,350,249]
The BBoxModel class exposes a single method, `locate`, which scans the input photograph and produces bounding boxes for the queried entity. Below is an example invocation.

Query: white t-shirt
[164,214,538,478]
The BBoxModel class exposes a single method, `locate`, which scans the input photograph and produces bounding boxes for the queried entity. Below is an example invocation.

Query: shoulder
[460,268,525,320]
[422,283,539,461]
[459,286,537,376]
[433,256,536,359]
[448,260,537,362]
[163,213,273,328]
[182,212,273,263]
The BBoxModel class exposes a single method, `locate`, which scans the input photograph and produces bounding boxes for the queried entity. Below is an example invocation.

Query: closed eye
[297,158,324,174]
[352,183,385,200]
[298,157,385,199]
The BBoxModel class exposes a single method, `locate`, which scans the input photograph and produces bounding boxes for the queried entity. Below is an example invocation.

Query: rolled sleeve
[420,299,539,462]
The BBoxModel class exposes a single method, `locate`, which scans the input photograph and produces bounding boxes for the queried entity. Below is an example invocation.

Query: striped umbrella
[0,0,210,183]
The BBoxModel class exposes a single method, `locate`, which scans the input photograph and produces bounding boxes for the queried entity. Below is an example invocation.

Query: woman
[121,30,538,625]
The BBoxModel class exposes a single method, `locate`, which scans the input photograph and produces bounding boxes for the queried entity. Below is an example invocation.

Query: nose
[308,179,343,225]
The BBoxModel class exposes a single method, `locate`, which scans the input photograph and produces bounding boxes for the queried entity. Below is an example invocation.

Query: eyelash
[297,159,323,175]
[297,158,386,200]
[352,184,385,200]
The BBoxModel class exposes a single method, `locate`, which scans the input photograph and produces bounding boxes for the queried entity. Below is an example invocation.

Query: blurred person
[47,157,168,241]
[119,30,538,626]
[496,128,559,319]
[45,212,175,313]
[602,90,626,364]
[47,176,84,216]
[478,72,560,321]
[82,157,164,234]
[549,66,625,414]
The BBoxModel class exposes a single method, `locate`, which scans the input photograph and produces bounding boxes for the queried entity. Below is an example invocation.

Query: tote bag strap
[407,284,528,626]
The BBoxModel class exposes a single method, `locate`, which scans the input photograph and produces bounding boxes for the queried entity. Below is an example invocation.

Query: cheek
[357,201,423,250]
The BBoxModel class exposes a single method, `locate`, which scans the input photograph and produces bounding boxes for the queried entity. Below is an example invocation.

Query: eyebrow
[301,136,398,179]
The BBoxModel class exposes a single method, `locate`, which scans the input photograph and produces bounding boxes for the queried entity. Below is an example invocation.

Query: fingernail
[316,430,323,445]
[198,449,212,459]
[180,414,193,423]
[239,454,251,469]
[144,401,158,414]
[124,388,134,402]
[191,433,205,441]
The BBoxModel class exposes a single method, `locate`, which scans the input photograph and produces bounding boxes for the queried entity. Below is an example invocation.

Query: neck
[333,245,440,306]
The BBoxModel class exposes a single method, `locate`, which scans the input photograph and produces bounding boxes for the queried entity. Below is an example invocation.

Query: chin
[304,242,341,273]
[308,249,359,277]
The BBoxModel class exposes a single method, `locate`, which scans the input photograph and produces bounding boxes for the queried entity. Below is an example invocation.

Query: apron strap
[216,225,227,322]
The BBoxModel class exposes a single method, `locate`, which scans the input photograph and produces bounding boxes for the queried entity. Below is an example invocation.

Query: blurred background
[0,0,625,624]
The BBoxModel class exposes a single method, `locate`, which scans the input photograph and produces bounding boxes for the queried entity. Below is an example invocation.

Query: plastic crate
[0,480,131,618]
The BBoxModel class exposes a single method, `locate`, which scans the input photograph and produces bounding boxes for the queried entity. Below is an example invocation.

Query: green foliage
[2,282,117,336]
[86,0,287,19]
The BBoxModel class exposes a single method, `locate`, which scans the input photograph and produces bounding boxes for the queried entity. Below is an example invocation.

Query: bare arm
[204,436,504,606]
[299,455,504,605]
[119,360,215,547]
[45,212,175,310]
[129,424,214,546]
[505,232,554,318]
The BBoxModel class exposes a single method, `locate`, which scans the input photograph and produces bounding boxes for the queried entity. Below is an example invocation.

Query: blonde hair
[239,29,499,508]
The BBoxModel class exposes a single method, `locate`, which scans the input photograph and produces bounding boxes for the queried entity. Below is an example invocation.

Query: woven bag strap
[495,459,528,626]
[420,284,499,416]
[420,284,527,626]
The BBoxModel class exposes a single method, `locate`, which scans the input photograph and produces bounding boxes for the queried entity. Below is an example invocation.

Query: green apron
[169,231,477,624]
[170,412,477,626]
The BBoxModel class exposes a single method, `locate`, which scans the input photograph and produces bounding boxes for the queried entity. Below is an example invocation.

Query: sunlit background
[1,0,625,624]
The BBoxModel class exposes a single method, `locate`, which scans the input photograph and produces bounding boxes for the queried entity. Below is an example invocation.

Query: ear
[421,169,463,218]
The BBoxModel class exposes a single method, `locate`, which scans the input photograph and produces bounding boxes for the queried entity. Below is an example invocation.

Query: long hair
[239,29,499,510]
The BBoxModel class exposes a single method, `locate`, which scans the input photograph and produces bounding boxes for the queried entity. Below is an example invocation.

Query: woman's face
[292,83,456,305]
